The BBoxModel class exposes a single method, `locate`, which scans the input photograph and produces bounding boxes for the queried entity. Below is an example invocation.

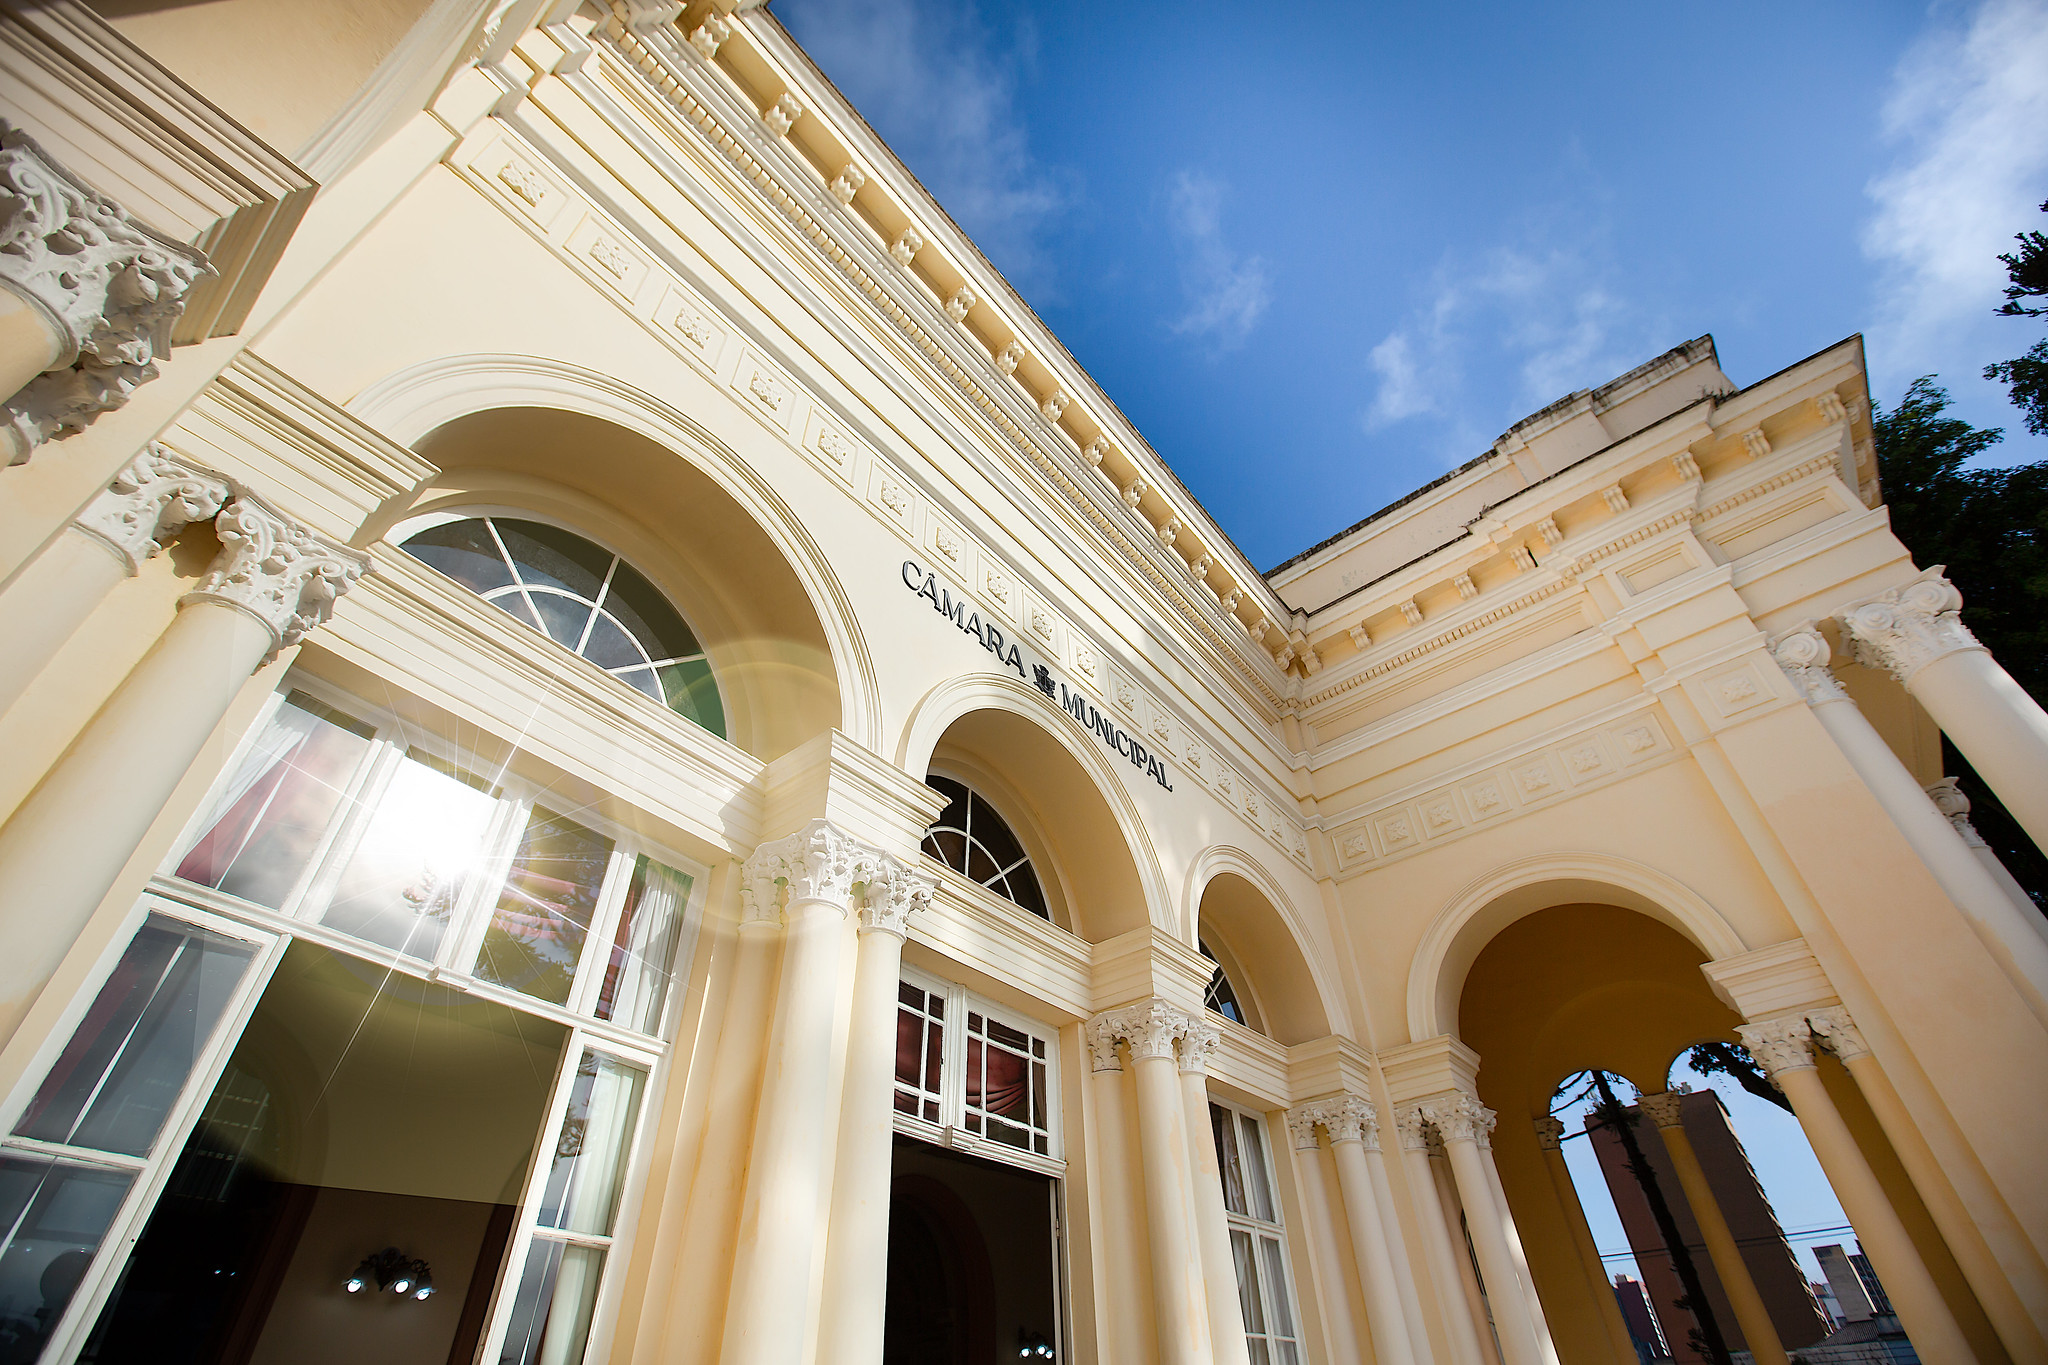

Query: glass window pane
[496,1237,604,1365]
[1211,1104,1248,1216]
[175,692,373,908]
[602,559,698,663]
[401,518,516,594]
[0,1156,134,1358]
[537,1052,646,1238]
[474,809,615,1007]
[1241,1115,1276,1223]
[580,614,646,670]
[493,520,610,601]
[15,918,256,1157]
[656,659,724,737]
[1232,1228,1265,1333]
[593,857,692,1033]
[1260,1236,1297,1336]
[321,756,499,958]
[527,590,594,651]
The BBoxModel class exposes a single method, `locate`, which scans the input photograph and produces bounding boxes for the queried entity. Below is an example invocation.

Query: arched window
[1202,939,1246,1026]
[920,774,1049,919]
[400,515,724,737]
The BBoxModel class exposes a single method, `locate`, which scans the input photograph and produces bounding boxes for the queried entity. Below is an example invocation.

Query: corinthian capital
[72,446,230,573]
[744,819,885,911]
[1532,1115,1566,1151]
[1284,1107,1323,1151]
[858,856,934,937]
[1735,1015,1816,1080]
[1806,1006,1873,1063]
[1924,778,1988,849]
[1395,1106,1435,1152]
[1177,1019,1221,1076]
[1089,998,1194,1062]
[1637,1091,1688,1130]
[182,498,366,660]
[1,126,212,460]
[1771,624,1848,704]
[1837,571,1982,683]
[1318,1094,1381,1149]
[1419,1092,1495,1147]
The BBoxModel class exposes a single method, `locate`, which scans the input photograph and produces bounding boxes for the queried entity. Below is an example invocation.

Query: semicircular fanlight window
[920,774,1049,920]
[401,516,724,738]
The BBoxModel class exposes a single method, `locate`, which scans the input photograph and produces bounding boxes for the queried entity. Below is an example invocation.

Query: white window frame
[1211,1096,1306,1365]
[0,896,288,1365]
[893,963,1063,1176]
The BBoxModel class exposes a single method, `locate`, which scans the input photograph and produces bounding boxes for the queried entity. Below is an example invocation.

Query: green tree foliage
[1984,198,2048,435]
[1872,377,2048,907]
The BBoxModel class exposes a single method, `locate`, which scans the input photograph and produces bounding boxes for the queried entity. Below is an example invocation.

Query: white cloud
[1862,0,2048,390]
[1165,171,1272,347]
[1361,235,1650,448]
[777,0,1067,290]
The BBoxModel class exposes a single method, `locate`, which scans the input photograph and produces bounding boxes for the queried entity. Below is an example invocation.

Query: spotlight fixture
[344,1247,435,1301]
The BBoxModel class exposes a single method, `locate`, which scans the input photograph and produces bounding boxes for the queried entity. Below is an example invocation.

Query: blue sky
[777,0,2048,572]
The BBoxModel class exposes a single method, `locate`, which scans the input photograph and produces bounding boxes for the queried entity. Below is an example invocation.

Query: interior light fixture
[1016,1329,1055,1359]
[345,1247,436,1301]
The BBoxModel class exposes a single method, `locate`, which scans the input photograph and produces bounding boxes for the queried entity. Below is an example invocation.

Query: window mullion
[574,556,621,658]
[942,984,970,1134]
[568,846,637,1016]
[442,792,530,974]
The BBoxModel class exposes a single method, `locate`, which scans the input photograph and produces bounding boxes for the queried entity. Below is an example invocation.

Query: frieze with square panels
[1330,709,1677,875]
[800,408,862,489]
[731,350,798,433]
[564,215,654,302]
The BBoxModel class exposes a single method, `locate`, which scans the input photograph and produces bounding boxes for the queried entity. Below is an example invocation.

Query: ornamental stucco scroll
[73,446,230,574]
[182,497,367,660]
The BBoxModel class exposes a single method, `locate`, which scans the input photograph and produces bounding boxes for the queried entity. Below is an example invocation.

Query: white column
[1808,1006,2048,1363]
[0,447,230,716]
[1398,1108,1493,1365]
[1369,1118,1440,1365]
[0,128,210,463]
[1774,626,2048,1026]
[1531,1117,1638,1365]
[1086,1019,1151,1365]
[1737,1016,1982,1365]
[1839,572,2048,856]
[1284,1111,1365,1365]
[1315,1096,1419,1365]
[721,821,883,1365]
[1178,1022,1254,1365]
[1422,1095,1552,1365]
[0,495,362,1040]
[1638,1093,1789,1365]
[1474,1117,1559,1365]
[1096,999,1213,1365]
[816,857,933,1365]
[1925,778,2045,930]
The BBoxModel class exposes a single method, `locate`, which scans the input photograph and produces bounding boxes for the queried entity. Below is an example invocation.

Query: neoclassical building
[0,4,2044,1364]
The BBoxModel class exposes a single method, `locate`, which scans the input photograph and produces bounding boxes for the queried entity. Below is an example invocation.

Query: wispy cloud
[777,0,1067,290]
[1862,0,2048,392]
[1164,171,1272,349]
[1362,229,1650,455]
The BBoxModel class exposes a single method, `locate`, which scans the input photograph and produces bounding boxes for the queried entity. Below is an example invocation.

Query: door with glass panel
[1211,1100,1305,1365]
[3,679,704,1364]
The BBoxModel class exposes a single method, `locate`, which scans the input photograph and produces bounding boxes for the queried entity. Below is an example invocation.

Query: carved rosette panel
[1735,1016,1817,1079]
[73,446,231,574]
[1771,624,1848,705]
[1838,574,1982,682]
[182,498,367,659]
[1,126,212,459]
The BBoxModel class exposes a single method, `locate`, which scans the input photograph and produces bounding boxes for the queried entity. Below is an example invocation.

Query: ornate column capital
[181,497,367,660]
[1419,1091,1495,1148]
[738,853,784,927]
[1284,1107,1323,1152]
[1771,624,1849,705]
[1638,1091,1688,1130]
[72,445,230,574]
[1088,998,1195,1063]
[1320,1094,1382,1150]
[1396,1106,1435,1152]
[1735,1015,1817,1079]
[1532,1115,1566,1152]
[1,125,212,460]
[1837,572,1983,683]
[1176,1019,1221,1076]
[1806,1006,1873,1063]
[857,856,933,938]
[740,819,888,916]
[1924,778,1989,849]
[1085,1015,1124,1073]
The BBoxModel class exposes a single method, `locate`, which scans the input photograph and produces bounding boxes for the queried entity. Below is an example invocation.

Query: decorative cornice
[857,855,934,937]
[181,496,366,659]
[1925,778,1988,849]
[1837,571,1982,683]
[1417,1091,1495,1148]
[1771,623,1848,705]
[0,124,212,459]
[1637,1091,1687,1130]
[1735,1016,1817,1079]
[1806,1005,1873,1064]
[71,444,229,574]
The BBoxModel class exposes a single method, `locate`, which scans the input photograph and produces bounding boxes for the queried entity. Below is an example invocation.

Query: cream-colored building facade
[1,4,2045,1364]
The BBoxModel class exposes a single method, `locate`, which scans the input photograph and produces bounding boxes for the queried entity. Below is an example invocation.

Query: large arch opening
[1191,867,1331,1045]
[380,406,841,761]
[908,694,1152,944]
